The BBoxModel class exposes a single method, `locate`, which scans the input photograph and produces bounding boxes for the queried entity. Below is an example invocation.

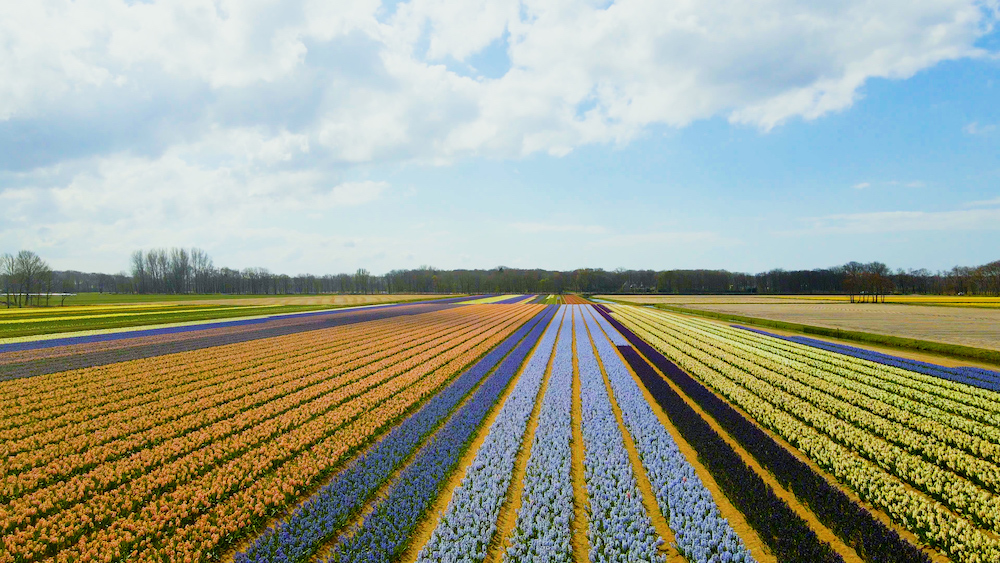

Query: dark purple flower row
[732,325,1000,392]
[326,306,557,563]
[490,295,531,305]
[235,305,555,563]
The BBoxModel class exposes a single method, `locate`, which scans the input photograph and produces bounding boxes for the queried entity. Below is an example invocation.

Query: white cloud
[0,139,387,269]
[964,121,997,135]
[964,196,1000,207]
[592,231,741,248]
[0,0,995,162]
[798,207,1000,234]
[854,180,926,189]
[510,222,608,234]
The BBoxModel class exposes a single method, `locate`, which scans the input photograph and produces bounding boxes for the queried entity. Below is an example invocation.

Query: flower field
[3,298,993,563]
[606,304,1000,563]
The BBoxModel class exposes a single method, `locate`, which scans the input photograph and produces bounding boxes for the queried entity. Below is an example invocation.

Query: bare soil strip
[570,308,593,562]
[398,311,557,563]
[585,321,685,563]
[483,319,560,563]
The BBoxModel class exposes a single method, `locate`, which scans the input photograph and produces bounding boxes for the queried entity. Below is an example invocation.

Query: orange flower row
[1,308,484,475]
[0,310,444,429]
[0,308,516,520]
[0,305,537,563]
[39,307,537,563]
[0,310,502,509]
[131,308,539,563]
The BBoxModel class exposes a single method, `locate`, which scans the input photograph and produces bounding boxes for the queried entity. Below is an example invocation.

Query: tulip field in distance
[4,296,1000,563]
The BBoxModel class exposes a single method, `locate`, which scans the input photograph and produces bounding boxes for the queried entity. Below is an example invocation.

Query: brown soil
[615,308,952,563]
[610,344,778,563]
[400,313,557,563]
[584,318,685,563]
[484,316,560,563]
[570,308,593,562]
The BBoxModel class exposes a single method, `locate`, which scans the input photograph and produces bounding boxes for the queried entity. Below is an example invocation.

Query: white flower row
[502,306,576,563]
[581,307,755,563]
[416,307,567,563]
[574,306,665,563]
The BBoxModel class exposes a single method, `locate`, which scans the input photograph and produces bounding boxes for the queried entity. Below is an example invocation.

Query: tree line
[1,251,55,307]
[3,247,1000,307]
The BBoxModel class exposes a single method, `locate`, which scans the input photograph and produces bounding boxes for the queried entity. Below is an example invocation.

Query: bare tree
[1,253,14,307]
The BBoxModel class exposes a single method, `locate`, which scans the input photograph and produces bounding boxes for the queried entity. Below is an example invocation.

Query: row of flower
[0,311,401,430]
[1,309,499,500]
[666,319,1000,494]
[719,325,1000,421]
[43,308,537,563]
[235,305,554,563]
[616,306,1000,563]
[601,308,847,562]
[502,306,576,563]
[738,326,1000,391]
[1,307,509,531]
[656,321,1000,536]
[574,307,664,563]
[0,306,536,563]
[1,304,492,433]
[415,307,567,563]
[601,305,929,563]
[718,324,1000,444]
[582,308,755,562]
[0,295,472,392]
[327,306,556,563]
[135,313,534,563]
[691,320,1000,469]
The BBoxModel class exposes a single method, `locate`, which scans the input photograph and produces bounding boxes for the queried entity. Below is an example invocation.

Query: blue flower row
[416,306,567,563]
[235,305,554,563]
[502,306,576,563]
[328,305,558,563]
[575,306,665,563]
[733,325,1000,391]
[586,308,756,563]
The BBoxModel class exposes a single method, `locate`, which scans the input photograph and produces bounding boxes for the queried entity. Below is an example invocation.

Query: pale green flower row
[612,305,1000,563]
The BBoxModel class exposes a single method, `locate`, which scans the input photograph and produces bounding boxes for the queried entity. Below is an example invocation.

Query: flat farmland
[5,298,1000,563]
[0,294,461,340]
[599,295,1000,351]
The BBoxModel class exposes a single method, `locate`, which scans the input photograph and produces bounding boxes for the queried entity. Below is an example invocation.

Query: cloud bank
[0,0,997,270]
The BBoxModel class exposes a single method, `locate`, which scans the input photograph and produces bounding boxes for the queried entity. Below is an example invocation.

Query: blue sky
[1,1,998,275]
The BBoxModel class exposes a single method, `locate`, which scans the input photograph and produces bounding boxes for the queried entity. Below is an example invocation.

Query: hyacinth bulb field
[3,297,998,563]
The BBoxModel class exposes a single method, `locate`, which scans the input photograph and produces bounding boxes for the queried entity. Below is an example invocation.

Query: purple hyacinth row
[585,308,756,563]
[502,306,576,563]
[494,295,532,304]
[574,306,665,563]
[416,306,567,563]
[327,305,556,563]
[733,325,1000,392]
[234,306,552,563]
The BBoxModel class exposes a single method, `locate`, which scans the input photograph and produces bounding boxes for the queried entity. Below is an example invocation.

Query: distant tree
[1,253,14,307]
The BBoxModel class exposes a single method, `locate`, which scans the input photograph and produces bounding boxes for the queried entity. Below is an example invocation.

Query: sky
[1,0,998,276]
